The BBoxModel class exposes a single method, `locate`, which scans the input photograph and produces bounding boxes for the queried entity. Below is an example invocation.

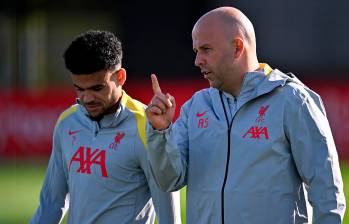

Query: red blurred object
[1,79,348,159]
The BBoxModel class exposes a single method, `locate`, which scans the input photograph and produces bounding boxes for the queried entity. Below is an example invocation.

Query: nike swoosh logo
[68,129,81,135]
[196,111,208,117]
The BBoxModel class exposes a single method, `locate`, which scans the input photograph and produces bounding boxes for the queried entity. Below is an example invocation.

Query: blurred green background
[0,161,188,223]
[1,161,348,224]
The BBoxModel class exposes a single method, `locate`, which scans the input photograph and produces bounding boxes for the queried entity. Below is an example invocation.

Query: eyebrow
[199,44,210,49]
[193,43,210,51]
[73,83,106,90]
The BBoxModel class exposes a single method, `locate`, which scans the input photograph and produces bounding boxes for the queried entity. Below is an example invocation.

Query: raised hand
[146,74,176,130]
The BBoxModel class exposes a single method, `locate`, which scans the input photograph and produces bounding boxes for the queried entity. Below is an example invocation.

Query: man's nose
[194,53,204,67]
[82,91,95,103]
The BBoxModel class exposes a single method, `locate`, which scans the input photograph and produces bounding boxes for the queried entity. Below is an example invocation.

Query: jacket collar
[209,64,292,120]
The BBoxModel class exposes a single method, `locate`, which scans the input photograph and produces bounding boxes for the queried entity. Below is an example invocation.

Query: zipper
[93,121,100,137]
[219,91,234,224]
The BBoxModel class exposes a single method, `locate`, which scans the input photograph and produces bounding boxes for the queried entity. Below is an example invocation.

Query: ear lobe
[116,68,127,86]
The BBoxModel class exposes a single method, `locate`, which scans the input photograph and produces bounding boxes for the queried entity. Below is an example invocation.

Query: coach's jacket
[147,64,346,224]
[31,92,181,224]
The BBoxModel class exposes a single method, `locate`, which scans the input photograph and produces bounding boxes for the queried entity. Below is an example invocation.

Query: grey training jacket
[31,92,181,224]
[147,65,345,224]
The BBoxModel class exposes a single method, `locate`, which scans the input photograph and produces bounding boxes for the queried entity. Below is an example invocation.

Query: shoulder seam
[56,105,78,126]
[121,92,148,149]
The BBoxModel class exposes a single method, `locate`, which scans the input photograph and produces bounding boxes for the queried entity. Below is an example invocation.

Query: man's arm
[147,119,189,192]
[136,139,182,224]
[145,74,188,192]
[30,125,69,224]
[284,85,346,223]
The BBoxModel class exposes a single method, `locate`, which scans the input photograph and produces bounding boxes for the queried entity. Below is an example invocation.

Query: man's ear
[233,37,244,59]
[115,68,126,86]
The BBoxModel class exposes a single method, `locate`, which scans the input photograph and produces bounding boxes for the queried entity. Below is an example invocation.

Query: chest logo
[109,132,125,150]
[243,126,269,139]
[69,146,108,177]
[256,105,269,123]
[68,129,81,145]
[196,110,208,117]
[196,110,209,128]
[198,118,208,128]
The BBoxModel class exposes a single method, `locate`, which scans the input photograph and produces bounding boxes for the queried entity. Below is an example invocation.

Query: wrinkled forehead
[71,69,111,87]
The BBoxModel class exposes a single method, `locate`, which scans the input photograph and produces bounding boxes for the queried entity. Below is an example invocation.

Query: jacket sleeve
[146,101,190,192]
[136,139,182,224]
[284,85,346,224]
[30,124,69,224]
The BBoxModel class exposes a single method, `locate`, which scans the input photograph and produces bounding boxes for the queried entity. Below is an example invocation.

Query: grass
[1,160,348,224]
[0,160,47,224]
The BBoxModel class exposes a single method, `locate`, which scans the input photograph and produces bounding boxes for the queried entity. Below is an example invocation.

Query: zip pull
[232,96,238,116]
[93,121,100,137]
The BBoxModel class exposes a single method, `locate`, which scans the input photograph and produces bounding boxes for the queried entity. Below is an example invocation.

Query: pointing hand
[146,74,176,130]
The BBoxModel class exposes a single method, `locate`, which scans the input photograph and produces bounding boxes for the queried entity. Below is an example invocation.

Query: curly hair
[63,30,122,74]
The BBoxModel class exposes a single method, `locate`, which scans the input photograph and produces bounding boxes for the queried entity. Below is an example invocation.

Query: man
[31,30,181,224]
[146,7,345,224]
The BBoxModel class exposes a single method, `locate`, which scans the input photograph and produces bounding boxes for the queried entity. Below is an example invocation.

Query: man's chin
[208,82,217,88]
[88,112,104,121]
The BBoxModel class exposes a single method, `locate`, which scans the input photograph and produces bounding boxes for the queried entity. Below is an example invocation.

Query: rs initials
[242,126,269,139]
[69,146,108,177]
[198,118,208,128]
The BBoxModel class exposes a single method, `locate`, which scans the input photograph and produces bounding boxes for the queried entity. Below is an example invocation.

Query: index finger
[151,74,162,94]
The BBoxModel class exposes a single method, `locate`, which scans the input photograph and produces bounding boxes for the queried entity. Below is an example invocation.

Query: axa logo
[196,110,208,128]
[69,146,108,177]
[256,105,269,123]
[243,126,269,139]
[109,132,125,150]
[68,129,81,145]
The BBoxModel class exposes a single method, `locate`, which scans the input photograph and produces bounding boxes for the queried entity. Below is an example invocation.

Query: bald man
[146,7,345,224]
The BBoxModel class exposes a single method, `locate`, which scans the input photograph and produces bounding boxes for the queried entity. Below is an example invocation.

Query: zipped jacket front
[147,65,345,224]
[31,92,181,224]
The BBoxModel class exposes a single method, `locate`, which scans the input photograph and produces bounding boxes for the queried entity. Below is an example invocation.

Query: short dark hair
[63,30,122,74]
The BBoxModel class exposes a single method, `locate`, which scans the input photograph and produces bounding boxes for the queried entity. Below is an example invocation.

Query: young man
[31,30,181,224]
[146,7,346,224]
